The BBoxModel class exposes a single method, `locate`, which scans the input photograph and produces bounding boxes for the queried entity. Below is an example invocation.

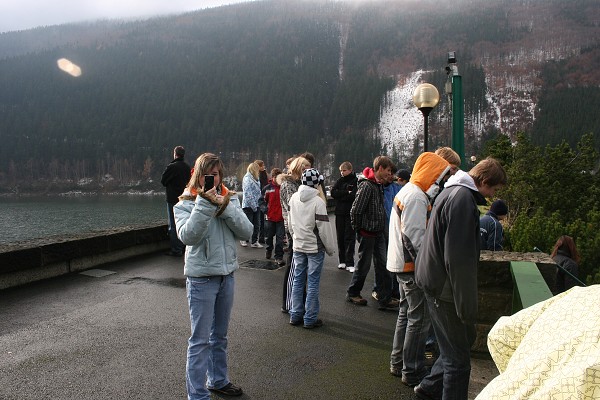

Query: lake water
[0,195,166,245]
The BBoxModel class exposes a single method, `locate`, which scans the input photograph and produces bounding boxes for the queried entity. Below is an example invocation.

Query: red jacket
[264,180,283,222]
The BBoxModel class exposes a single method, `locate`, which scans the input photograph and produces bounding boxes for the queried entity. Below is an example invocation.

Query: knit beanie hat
[489,199,508,216]
[301,168,323,188]
[396,169,411,181]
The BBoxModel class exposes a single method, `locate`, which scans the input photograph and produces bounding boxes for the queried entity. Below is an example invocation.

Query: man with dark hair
[480,199,508,251]
[347,155,398,311]
[161,146,191,256]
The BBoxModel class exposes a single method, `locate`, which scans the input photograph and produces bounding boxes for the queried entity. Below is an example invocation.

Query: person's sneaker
[240,241,248,247]
[289,318,302,326]
[414,384,437,400]
[266,249,272,259]
[378,298,400,311]
[371,291,379,301]
[337,263,346,269]
[390,365,402,377]
[208,382,243,396]
[346,265,355,273]
[346,294,368,305]
[250,242,263,248]
[303,319,323,329]
[275,258,286,266]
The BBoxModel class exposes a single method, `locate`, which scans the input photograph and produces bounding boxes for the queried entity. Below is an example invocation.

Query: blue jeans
[265,220,285,260]
[290,251,325,326]
[242,207,260,244]
[390,273,431,384]
[167,202,185,254]
[419,294,475,400]
[347,232,391,306]
[186,274,235,400]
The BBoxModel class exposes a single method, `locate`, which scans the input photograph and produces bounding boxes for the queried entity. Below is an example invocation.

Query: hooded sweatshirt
[288,185,336,255]
[414,169,487,324]
[387,152,450,274]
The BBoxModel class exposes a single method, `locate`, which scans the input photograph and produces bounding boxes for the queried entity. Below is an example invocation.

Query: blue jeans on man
[417,293,476,400]
[186,274,235,400]
[347,232,392,307]
[391,273,431,384]
[265,220,285,260]
[290,251,325,326]
[167,202,185,255]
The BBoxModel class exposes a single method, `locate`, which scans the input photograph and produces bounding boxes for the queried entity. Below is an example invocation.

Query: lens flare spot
[57,58,82,77]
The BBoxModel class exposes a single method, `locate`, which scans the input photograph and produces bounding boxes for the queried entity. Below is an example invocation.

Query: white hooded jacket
[288,185,335,255]
[387,152,450,273]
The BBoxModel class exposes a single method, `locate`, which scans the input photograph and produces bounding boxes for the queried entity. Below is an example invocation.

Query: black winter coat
[330,173,358,216]
[161,157,191,203]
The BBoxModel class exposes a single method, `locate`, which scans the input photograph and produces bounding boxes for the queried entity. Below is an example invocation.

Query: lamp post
[446,51,465,169]
[413,83,440,152]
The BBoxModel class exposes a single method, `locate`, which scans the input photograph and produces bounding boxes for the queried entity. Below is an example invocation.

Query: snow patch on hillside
[378,70,427,159]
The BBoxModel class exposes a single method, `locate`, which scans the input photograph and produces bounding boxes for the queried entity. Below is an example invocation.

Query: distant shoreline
[0,190,165,198]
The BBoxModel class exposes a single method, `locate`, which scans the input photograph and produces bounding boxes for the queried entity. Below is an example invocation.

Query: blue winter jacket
[242,172,261,211]
[174,188,253,277]
[480,212,503,250]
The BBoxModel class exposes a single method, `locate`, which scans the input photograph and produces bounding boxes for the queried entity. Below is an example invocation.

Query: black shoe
[281,307,289,314]
[303,319,323,329]
[346,294,368,306]
[266,249,272,259]
[401,377,419,388]
[164,251,182,257]
[289,319,302,326]
[209,382,243,396]
[414,385,438,400]
[378,298,400,311]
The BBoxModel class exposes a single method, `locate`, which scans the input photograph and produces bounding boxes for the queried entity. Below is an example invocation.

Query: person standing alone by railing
[161,145,191,257]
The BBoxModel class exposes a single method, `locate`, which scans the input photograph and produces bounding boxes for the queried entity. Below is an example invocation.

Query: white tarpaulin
[477,285,600,399]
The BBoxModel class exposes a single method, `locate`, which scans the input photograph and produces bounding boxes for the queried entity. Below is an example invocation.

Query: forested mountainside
[0,0,598,191]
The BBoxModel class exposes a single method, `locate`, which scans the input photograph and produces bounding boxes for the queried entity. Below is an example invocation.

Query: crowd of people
[159,146,583,400]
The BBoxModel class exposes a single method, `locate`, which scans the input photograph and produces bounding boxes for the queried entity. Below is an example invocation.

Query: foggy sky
[0,0,249,33]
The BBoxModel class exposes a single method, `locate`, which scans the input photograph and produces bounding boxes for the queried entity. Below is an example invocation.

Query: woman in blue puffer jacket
[241,161,262,247]
[174,153,253,400]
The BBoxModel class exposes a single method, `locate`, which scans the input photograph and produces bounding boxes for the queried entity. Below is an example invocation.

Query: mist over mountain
[0,0,598,192]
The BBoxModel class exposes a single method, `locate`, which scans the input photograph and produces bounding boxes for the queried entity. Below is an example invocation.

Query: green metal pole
[451,74,465,169]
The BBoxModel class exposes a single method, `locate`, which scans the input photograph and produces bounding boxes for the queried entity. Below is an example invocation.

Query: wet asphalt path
[0,241,497,399]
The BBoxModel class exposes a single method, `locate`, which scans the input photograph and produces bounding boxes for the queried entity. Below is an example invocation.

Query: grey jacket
[174,190,253,277]
[415,170,486,324]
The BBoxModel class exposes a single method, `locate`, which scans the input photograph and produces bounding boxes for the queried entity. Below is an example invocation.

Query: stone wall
[473,250,556,354]
[0,225,169,290]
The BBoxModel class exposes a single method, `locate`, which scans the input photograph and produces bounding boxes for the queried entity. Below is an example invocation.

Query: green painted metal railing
[509,261,553,313]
